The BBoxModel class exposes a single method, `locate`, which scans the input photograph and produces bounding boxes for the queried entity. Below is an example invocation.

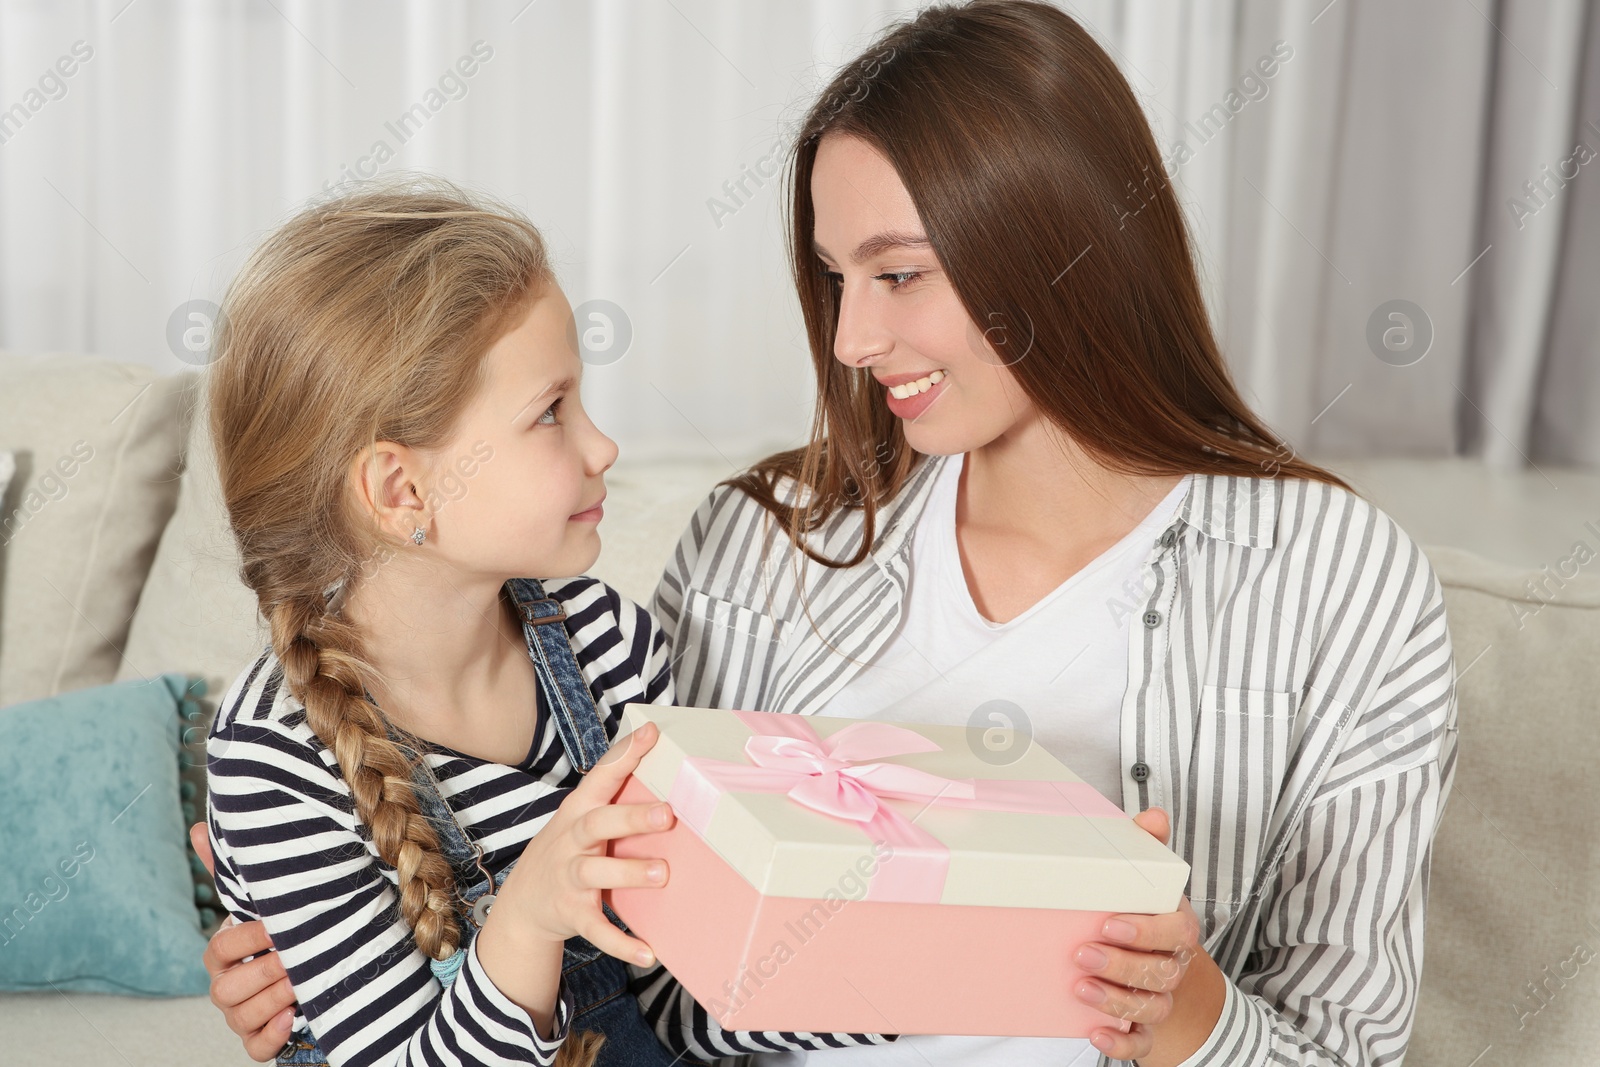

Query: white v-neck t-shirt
[759,454,1191,1067]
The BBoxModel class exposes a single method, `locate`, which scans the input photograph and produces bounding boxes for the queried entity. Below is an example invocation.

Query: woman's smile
[878,368,949,420]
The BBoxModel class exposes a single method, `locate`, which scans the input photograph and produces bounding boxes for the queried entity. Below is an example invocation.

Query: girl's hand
[1072,807,1225,1065]
[189,823,297,1061]
[491,720,676,965]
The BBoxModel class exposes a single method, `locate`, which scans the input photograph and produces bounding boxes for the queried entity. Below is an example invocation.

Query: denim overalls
[276,578,687,1067]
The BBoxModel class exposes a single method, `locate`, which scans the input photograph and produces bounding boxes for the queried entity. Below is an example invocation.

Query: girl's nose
[591,427,619,476]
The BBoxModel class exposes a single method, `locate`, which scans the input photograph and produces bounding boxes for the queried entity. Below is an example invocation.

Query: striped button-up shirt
[631,453,1459,1067]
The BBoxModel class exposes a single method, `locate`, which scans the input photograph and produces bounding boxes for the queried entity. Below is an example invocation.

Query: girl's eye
[537,397,563,426]
[819,267,842,286]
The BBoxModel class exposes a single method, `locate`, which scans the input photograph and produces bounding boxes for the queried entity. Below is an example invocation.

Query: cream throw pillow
[0,354,195,704]
[117,406,265,700]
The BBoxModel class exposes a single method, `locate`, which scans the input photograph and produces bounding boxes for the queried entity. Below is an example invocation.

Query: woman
[200,3,1457,1065]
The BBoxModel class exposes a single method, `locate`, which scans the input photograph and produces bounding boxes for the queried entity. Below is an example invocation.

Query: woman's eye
[537,398,563,425]
[819,267,922,291]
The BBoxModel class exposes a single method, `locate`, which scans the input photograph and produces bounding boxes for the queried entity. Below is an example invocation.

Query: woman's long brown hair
[732,0,1352,567]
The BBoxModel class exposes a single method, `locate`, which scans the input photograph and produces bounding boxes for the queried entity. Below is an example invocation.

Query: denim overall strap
[388,725,489,888]
[504,577,612,771]
[379,577,608,871]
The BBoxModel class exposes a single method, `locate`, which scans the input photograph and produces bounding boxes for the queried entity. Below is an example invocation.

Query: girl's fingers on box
[572,800,674,850]
[571,854,668,890]
[588,722,658,779]
[581,918,657,968]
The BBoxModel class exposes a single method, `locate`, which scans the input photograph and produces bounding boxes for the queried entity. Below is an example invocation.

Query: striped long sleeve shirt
[206,576,673,1067]
[634,454,1459,1067]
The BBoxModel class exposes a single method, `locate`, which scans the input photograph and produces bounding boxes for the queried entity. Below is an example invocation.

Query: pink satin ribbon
[665,710,1123,903]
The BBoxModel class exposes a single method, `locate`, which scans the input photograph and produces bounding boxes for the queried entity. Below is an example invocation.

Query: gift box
[603,704,1190,1038]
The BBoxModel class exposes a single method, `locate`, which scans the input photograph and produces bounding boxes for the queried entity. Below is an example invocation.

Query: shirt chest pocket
[1188,684,1298,925]
[674,589,784,710]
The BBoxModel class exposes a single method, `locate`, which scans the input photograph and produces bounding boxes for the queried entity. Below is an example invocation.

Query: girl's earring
[411,525,427,546]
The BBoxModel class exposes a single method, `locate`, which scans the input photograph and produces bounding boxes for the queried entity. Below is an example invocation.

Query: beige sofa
[1,354,1596,1065]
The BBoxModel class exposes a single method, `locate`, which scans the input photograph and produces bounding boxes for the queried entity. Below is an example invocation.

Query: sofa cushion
[117,404,265,701]
[0,355,195,705]
[1409,542,1600,1063]
[0,674,209,995]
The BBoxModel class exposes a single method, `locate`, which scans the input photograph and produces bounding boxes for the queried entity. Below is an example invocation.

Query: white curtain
[2,0,1595,467]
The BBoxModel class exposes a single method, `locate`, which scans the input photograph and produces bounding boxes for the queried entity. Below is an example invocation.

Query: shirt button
[1160,528,1177,548]
[1130,762,1151,782]
[1142,610,1162,628]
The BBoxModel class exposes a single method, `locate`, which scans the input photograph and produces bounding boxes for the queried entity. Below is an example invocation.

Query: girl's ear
[349,442,429,542]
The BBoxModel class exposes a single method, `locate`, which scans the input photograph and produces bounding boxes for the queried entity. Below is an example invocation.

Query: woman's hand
[189,824,297,1061]
[1073,808,1227,1066]
[487,719,676,965]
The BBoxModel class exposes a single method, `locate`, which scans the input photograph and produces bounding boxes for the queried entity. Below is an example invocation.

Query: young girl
[203,181,895,1067]
[202,178,685,1067]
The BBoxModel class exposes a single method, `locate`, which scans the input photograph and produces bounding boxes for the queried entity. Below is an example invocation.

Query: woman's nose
[832,281,891,368]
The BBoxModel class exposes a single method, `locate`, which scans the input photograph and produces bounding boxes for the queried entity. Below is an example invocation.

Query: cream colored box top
[617,704,1190,913]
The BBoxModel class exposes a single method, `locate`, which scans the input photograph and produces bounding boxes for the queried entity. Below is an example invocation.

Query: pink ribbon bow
[666,710,1123,903]
[743,721,975,819]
